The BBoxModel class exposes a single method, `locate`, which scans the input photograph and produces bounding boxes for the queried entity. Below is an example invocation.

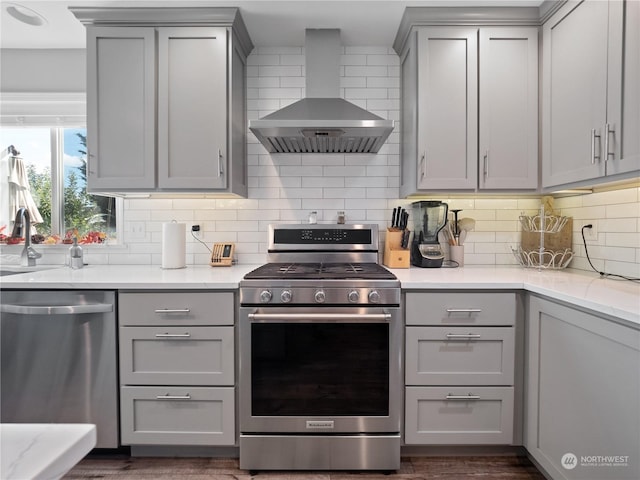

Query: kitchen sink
[0,265,62,277]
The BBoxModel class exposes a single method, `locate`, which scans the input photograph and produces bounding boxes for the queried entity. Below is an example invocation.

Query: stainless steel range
[239,224,401,471]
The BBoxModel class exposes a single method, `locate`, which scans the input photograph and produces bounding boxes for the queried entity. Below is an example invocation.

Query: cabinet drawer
[120,386,235,446]
[119,291,234,326]
[405,386,514,445]
[120,326,234,385]
[406,326,515,385]
[405,292,515,326]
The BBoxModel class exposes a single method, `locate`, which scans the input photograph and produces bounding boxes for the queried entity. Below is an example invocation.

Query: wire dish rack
[515,206,573,270]
[511,246,574,270]
[518,212,569,233]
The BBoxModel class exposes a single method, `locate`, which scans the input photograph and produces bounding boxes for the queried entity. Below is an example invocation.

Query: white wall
[0,49,86,92]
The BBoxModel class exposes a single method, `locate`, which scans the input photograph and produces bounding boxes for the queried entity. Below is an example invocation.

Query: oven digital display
[273,229,372,244]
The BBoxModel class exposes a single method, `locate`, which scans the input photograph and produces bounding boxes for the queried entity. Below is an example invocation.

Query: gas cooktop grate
[245,262,395,280]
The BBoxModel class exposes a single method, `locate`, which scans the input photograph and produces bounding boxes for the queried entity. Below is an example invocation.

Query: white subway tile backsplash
[88,47,637,276]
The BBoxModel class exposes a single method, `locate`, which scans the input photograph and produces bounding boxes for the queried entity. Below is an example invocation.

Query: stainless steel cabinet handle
[217,149,224,177]
[446,394,481,400]
[154,333,191,338]
[603,123,614,161]
[0,303,113,315]
[591,128,601,164]
[420,152,426,180]
[445,333,482,340]
[156,394,191,400]
[87,149,96,175]
[483,150,489,178]
[249,312,391,322]
[154,308,190,314]
[445,308,482,313]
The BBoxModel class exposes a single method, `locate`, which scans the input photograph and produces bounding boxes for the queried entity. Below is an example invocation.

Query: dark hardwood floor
[65,455,547,479]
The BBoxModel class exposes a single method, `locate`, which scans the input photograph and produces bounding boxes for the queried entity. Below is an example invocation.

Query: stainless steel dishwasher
[1,290,118,448]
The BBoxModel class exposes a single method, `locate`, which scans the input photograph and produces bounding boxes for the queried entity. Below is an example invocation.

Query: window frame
[1,92,123,244]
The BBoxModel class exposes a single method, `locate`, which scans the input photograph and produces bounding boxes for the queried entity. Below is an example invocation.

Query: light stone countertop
[0,423,96,480]
[1,264,638,326]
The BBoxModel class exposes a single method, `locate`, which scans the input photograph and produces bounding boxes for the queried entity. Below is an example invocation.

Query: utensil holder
[449,245,464,266]
[383,229,410,268]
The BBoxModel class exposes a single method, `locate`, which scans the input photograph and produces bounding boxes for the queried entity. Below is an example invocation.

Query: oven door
[239,306,401,434]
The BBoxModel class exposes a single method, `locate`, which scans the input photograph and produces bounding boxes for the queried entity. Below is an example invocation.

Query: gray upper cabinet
[86,27,156,190]
[395,8,540,196]
[157,27,228,189]
[415,27,478,192]
[479,27,538,190]
[72,8,253,195]
[542,0,639,189]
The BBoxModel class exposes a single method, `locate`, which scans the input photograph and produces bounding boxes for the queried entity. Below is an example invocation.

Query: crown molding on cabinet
[68,7,254,58]
[393,2,566,55]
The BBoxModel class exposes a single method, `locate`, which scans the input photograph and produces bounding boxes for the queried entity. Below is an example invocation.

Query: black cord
[581,225,640,282]
[191,230,212,253]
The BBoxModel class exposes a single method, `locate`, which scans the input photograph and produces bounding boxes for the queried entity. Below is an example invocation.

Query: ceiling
[0,0,543,49]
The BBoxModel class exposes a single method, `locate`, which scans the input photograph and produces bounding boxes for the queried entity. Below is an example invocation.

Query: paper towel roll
[162,221,186,269]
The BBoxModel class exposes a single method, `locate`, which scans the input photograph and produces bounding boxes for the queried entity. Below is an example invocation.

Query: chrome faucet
[11,207,42,267]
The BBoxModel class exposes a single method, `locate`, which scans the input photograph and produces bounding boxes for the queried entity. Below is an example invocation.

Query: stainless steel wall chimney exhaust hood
[249,29,394,154]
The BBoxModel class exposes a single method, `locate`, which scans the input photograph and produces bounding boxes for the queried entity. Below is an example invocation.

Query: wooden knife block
[383,229,410,269]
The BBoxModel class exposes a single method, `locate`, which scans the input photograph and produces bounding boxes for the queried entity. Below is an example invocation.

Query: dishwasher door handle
[0,303,113,315]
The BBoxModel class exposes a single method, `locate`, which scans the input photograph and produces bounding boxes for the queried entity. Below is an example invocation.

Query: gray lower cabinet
[119,291,236,446]
[120,386,234,446]
[404,292,518,445]
[526,296,640,480]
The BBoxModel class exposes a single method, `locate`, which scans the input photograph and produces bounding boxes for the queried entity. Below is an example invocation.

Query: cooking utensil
[451,209,462,243]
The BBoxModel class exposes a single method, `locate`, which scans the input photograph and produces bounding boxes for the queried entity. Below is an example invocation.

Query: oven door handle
[248,312,391,322]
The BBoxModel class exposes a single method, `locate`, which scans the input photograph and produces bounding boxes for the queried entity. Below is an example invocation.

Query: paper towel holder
[210,242,235,267]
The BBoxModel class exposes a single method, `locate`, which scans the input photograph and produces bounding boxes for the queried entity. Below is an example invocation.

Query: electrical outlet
[191,224,202,238]
[583,221,598,241]
[129,221,146,239]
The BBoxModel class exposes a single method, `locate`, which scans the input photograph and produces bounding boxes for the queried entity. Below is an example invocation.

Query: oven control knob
[280,290,292,303]
[314,290,326,303]
[348,290,360,303]
[260,290,273,303]
[368,290,381,304]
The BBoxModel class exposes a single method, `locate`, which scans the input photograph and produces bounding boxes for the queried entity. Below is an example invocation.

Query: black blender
[410,200,448,268]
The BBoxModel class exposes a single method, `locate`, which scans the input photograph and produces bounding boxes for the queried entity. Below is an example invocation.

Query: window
[1,127,119,244]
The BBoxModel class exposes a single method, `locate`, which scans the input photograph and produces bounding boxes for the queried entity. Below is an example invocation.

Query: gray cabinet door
[406,326,515,386]
[405,292,516,326]
[542,0,611,187]
[86,27,156,191]
[611,0,640,176]
[119,291,234,326]
[526,296,640,480]
[416,27,478,190]
[119,326,234,385]
[479,27,538,190]
[405,386,514,445]
[157,27,228,189]
[120,386,235,446]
